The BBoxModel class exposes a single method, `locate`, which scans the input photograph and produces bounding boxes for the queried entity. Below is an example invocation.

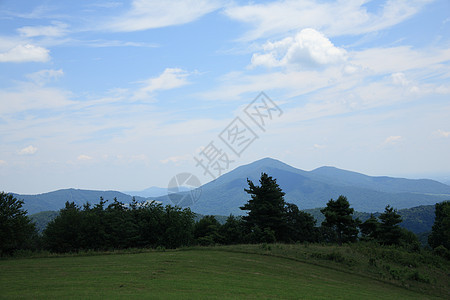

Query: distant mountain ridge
[12,158,450,215]
[122,186,168,198]
[154,158,450,215]
[14,189,147,215]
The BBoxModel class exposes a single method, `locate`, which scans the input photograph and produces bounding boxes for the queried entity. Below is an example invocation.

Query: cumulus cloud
[19,145,38,155]
[0,160,6,166]
[77,154,93,161]
[26,69,64,85]
[391,72,409,86]
[161,154,191,164]
[0,44,50,63]
[251,28,347,69]
[435,129,450,138]
[313,144,326,149]
[134,68,190,100]
[382,136,402,146]
[107,0,223,32]
[17,22,68,37]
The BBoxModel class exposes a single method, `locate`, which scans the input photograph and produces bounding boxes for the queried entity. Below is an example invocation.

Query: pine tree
[321,195,359,245]
[359,213,379,240]
[240,173,287,242]
[378,205,402,245]
[428,201,450,250]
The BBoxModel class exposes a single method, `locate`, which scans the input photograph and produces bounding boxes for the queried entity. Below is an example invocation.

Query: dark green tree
[428,201,450,250]
[194,215,223,246]
[378,205,402,245]
[359,213,379,241]
[0,192,37,256]
[43,202,83,253]
[104,198,138,249]
[321,195,359,245]
[240,173,287,242]
[219,215,244,245]
[161,205,195,248]
[285,203,317,242]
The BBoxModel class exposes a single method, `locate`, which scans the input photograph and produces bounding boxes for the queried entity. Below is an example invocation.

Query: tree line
[1,173,449,256]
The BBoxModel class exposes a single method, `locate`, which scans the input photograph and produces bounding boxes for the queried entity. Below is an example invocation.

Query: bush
[433,245,450,260]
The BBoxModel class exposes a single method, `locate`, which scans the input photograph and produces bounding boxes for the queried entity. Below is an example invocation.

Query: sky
[1,0,449,194]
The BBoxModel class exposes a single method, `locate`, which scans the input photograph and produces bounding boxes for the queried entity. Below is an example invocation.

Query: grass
[0,244,448,299]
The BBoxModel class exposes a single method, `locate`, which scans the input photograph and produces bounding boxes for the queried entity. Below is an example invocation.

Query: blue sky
[1,0,449,194]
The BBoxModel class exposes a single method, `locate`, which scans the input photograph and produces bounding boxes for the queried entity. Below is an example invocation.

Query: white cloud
[133,68,190,100]
[0,160,6,166]
[19,145,38,155]
[77,154,93,161]
[391,72,409,86]
[382,136,402,146]
[161,154,191,164]
[26,69,64,85]
[251,28,347,69]
[107,0,223,32]
[17,22,68,37]
[0,44,50,63]
[313,144,326,149]
[435,129,450,138]
[351,46,450,74]
[0,84,74,114]
[225,0,431,41]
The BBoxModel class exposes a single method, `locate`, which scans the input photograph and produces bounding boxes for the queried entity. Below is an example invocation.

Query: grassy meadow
[1,244,448,299]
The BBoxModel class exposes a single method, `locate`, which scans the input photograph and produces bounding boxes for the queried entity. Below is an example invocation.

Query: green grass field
[1,245,448,299]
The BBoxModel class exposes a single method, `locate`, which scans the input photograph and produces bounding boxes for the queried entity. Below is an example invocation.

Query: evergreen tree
[240,173,287,242]
[43,202,83,253]
[378,205,402,245]
[285,203,317,242]
[321,195,359,245]
[219,215,244,244]
[194,215,223,246]
[428,201,450,250]
[359,213,379,240]
[0,192,37,256]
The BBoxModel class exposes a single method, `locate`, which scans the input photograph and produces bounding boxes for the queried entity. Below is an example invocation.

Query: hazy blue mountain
[123,186,191,198]
[123,186,168,198]
[155,158,450,215]
[14,158,450,215]
[304,204,436,234]
[309,166,450,194]
[15,189,146,215]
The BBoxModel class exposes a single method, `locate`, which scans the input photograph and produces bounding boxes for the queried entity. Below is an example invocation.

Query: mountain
[122,186,168,198]
[154,158,450,215]
[15,189,147,215]
[304,204,436,234]
[13,158,450,215]
[123,186,191,198]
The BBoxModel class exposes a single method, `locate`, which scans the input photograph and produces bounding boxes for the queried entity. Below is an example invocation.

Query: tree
[219,215,244,245]
[194,215,223,246]
[321,195,359,245]
[378,205,402,245]
[240,173,287,242]
[428,201,450,250]
[43,202,83,253]
[0,192,37,255]
[359,213,379,241]
[285,203,317,243]
[161,205,195,248]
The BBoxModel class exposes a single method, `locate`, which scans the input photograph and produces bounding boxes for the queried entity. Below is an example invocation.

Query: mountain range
[12,157,450,215]
[153,158,450,215]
